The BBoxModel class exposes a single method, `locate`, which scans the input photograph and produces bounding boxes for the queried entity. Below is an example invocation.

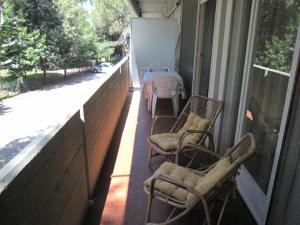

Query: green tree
[92,0,134,61]
[0,0,134,83]
[9,0,66,81]
[92,0,134,38]
[96,41,115,61]
[256,35,294,72]
[56,0,99,68]
[255,0,300,72]
[0,2,46,77]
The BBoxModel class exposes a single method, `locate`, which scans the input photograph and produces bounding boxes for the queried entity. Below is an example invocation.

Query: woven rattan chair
[144,133,256,225]
[147,95,223,166]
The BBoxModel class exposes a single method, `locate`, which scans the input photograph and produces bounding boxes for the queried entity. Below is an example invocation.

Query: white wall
[130,18,180,87]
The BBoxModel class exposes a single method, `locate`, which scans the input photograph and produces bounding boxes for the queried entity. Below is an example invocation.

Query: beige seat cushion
[149,133,179,151]
[177,112,210,142]
[149,113,210,151]
[145,157,232,202]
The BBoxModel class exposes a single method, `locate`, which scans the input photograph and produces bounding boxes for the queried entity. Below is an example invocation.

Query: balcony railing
[0,57,130,225]
[253,64,290,77]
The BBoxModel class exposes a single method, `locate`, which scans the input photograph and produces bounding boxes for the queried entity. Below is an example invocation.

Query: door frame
[205,0,234,148]
[234,0,300,224]
[192,0,206,95]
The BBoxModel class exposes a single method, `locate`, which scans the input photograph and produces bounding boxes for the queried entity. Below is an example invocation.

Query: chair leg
[176,94,179,113]
[216,189,231,225]
[152,95,157,118]
[148,94,152,112]
[202,201,217,225]
[146,179,192,225]
[167,208,177,221]
[145,195,153,224]
[148,146,153,166]
[171,96,177,117]
[201,199,212,225]
[159,208,191,225]
[145,180,156,224]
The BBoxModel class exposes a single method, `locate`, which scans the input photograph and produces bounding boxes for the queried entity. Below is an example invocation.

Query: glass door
[235,0,300,224]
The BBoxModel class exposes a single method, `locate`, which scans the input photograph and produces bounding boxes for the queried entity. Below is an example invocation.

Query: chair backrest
[152,77,179,98]
[203,133,255,197]
[171,95,223,135]
[148,64,171,72]
[225,133,256,166]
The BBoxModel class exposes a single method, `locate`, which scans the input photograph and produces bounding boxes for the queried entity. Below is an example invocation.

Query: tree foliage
[0,0,134,78]
[10,0,66,73]
[55,0,98,67]
[255,0,300,72]
[92,0,134,62]
[0,2,47,77]
[92,0,134,41]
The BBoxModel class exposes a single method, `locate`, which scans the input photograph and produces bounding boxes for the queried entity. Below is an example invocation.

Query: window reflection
[243,0,300,194]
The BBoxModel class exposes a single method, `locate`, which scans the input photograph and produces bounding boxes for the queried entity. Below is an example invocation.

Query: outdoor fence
[0,79,17,92]
[0,57,130,225]
[0,66,93,92]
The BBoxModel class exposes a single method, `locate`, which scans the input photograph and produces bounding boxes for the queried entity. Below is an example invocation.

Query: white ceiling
[129,0,177,18]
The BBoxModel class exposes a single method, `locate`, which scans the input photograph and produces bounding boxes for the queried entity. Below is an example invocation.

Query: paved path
[0,72,110,169]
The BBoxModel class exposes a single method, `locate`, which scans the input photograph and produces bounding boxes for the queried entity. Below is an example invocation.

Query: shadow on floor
[0,135,35,169]
[0,103,12,116]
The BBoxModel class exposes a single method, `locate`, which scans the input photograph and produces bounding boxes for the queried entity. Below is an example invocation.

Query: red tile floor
[83,91,257,225]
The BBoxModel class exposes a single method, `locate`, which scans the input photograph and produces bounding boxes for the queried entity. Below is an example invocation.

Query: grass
[0,69,63,81]
[0,68,91,100]
[0,91,18,101]
[0,70,66,92]
[0,70,63,100]
[0,70,59,101]
[22,72,63,90]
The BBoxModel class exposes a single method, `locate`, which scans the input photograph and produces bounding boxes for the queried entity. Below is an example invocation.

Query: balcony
[1,0,300,224]
[0,57,256,225]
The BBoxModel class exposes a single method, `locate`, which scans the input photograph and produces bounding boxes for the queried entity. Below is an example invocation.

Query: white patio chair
[151,77,179,118]
[148,64,171,72]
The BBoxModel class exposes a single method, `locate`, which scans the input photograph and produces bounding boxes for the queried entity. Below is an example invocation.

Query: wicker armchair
[144,133,256,225]
[147,95,223,166]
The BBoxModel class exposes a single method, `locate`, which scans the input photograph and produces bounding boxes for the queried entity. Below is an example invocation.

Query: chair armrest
[177,130,215,152]
[151,115,178,135]
[176,143,221,165]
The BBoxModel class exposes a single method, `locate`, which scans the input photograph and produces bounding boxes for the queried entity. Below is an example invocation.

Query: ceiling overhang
[128,0,180,18]
[128,0,141,17]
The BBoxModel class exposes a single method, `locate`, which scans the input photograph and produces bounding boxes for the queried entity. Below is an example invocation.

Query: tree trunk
[43,69,47,85]
[64,68,67,79]
[16,77,25,93]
